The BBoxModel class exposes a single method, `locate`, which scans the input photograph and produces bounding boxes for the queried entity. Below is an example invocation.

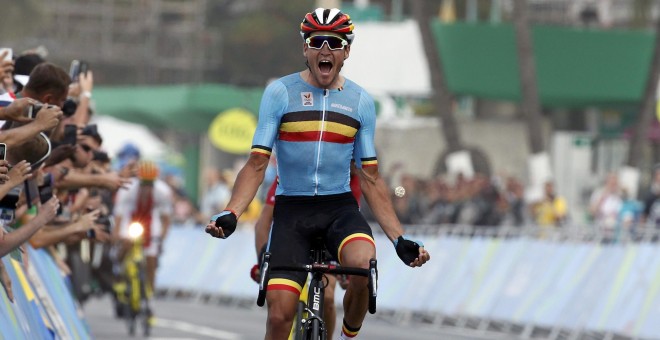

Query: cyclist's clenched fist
[205,210,237,239]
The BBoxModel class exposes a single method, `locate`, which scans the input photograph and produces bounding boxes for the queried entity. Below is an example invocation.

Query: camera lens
[62,99,77,117]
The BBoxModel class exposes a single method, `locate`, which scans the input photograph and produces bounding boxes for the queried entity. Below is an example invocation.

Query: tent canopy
[93,84,264,132]
[432,22,654,107]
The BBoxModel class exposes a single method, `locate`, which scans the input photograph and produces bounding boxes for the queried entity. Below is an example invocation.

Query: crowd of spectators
[0,47,138,304]
[176,157,660,245]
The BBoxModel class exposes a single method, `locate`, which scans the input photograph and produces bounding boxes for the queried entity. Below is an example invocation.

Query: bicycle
[257,237,378,340]
[113,221,153,337]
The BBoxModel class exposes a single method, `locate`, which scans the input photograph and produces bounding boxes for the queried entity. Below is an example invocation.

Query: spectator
[589,172,623,239]
[530,181,567,237]
[642,164,660,228]
[616,189,642,243]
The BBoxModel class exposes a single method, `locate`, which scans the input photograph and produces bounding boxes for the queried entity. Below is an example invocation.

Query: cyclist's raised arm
[358,165,430,267]
[207,81,285,240]
[206,154,269,239]
[357,165,403,242]
[227,154,269,217]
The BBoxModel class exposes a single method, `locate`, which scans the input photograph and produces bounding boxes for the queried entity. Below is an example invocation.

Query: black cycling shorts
[266,192,375,295]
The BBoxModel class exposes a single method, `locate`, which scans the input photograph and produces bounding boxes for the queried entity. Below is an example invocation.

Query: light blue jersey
[251,73,378,196]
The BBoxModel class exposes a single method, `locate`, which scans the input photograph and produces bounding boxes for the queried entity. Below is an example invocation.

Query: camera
[96,214,112,232]
[28,103,58,119]
[62,98,77,117]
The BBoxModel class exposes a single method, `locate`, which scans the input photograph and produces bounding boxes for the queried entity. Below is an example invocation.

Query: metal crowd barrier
[0,247,91,339]
[158,224,660,339]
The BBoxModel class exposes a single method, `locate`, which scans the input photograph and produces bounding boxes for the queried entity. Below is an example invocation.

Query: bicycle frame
[119,222,152,337]
[257,239,377,340]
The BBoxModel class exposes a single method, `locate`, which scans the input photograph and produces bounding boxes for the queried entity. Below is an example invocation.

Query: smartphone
[24,178,39,209]
[0,143,6,161]
[79,61,89,76]
[0,186,20,210]
[28,103,44,119]
[63,124,78,145]
[69,59,80,81]
[0,48,12,62]
[38,173,53,204]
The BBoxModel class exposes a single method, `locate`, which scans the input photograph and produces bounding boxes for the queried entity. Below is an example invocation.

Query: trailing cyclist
[206,7,430,340]
[113,160,173,324]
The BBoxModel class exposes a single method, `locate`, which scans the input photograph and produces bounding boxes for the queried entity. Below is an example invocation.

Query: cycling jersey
[114,178,173,256]
[251,73,378,196]
[265,173,362,207]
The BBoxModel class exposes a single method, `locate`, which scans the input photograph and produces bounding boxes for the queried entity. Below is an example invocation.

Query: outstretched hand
[205,210,237,239]
[205,220,226,239]
[394,235,430,267]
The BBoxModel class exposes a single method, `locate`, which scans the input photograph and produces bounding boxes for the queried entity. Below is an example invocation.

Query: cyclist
[113,160,173,322]
[252,166,360,339]
[206,8,430,340]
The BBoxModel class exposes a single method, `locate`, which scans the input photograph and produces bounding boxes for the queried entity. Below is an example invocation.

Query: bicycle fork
[304,272,326,340]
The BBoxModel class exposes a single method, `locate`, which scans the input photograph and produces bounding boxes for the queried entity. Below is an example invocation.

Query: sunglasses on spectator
[80,144,93,153]
[306,35,348,50]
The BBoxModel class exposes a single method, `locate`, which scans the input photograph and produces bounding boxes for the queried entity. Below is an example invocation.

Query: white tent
[92,115,169,160]
[341,20,431,97]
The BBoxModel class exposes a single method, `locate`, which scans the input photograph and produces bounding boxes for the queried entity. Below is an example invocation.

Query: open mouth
[319,60,333,75]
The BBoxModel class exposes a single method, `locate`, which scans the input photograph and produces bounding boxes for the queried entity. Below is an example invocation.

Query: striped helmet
[136,160,159,182]
[300,8,355,44]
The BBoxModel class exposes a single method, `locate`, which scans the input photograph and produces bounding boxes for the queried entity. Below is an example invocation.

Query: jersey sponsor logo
[301,92,313,106]
[330,103,353,112]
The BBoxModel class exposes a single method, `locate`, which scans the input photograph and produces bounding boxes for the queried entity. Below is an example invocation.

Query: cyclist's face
[303,32,350,88]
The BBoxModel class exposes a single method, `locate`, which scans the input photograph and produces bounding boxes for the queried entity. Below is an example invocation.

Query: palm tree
[411,0,491,176]
[626,14,660,168]
[513,0,545,155]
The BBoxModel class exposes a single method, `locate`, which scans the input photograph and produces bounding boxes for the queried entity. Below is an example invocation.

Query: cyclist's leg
[265,283,302,339]
[326,206,375,339]
[338,238,375,337]
[145,256,157,297]
[144,239,160,298]
[267,198,313,340]
[324,274,337,339]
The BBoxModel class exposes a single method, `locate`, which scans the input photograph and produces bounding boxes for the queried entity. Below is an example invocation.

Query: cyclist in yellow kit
[113,161,173,323]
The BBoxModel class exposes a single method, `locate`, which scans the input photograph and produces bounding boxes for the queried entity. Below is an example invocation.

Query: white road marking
[155,318,242,340]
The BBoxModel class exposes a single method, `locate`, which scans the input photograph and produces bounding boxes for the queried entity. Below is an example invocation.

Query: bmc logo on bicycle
[313,287,321,310]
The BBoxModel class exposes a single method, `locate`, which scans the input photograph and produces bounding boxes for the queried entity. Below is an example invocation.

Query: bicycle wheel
[125,304,136,336]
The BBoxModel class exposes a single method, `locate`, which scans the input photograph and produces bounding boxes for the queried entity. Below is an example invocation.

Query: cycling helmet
[136,160,159,182]
[300,8,355,44]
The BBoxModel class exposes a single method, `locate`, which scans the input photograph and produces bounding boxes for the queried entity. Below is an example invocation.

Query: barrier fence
[0,247,91,340]
[2,225,659,339]
[157,226,660,339]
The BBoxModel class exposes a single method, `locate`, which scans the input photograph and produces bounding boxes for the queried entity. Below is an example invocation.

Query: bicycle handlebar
[271,264,370,277]
[257,252,377,314]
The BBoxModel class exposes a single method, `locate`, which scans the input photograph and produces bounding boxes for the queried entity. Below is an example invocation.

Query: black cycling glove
[209,210,238,239]
[393,235,423,266]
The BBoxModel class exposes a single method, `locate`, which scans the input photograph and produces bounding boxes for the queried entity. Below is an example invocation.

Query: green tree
[217,0,313,86]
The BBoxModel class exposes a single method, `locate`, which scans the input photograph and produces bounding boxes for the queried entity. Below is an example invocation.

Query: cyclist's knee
[340,251,374,270]
[266,291,298,321]
[325,276,337,303]
[338,239,375,269]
